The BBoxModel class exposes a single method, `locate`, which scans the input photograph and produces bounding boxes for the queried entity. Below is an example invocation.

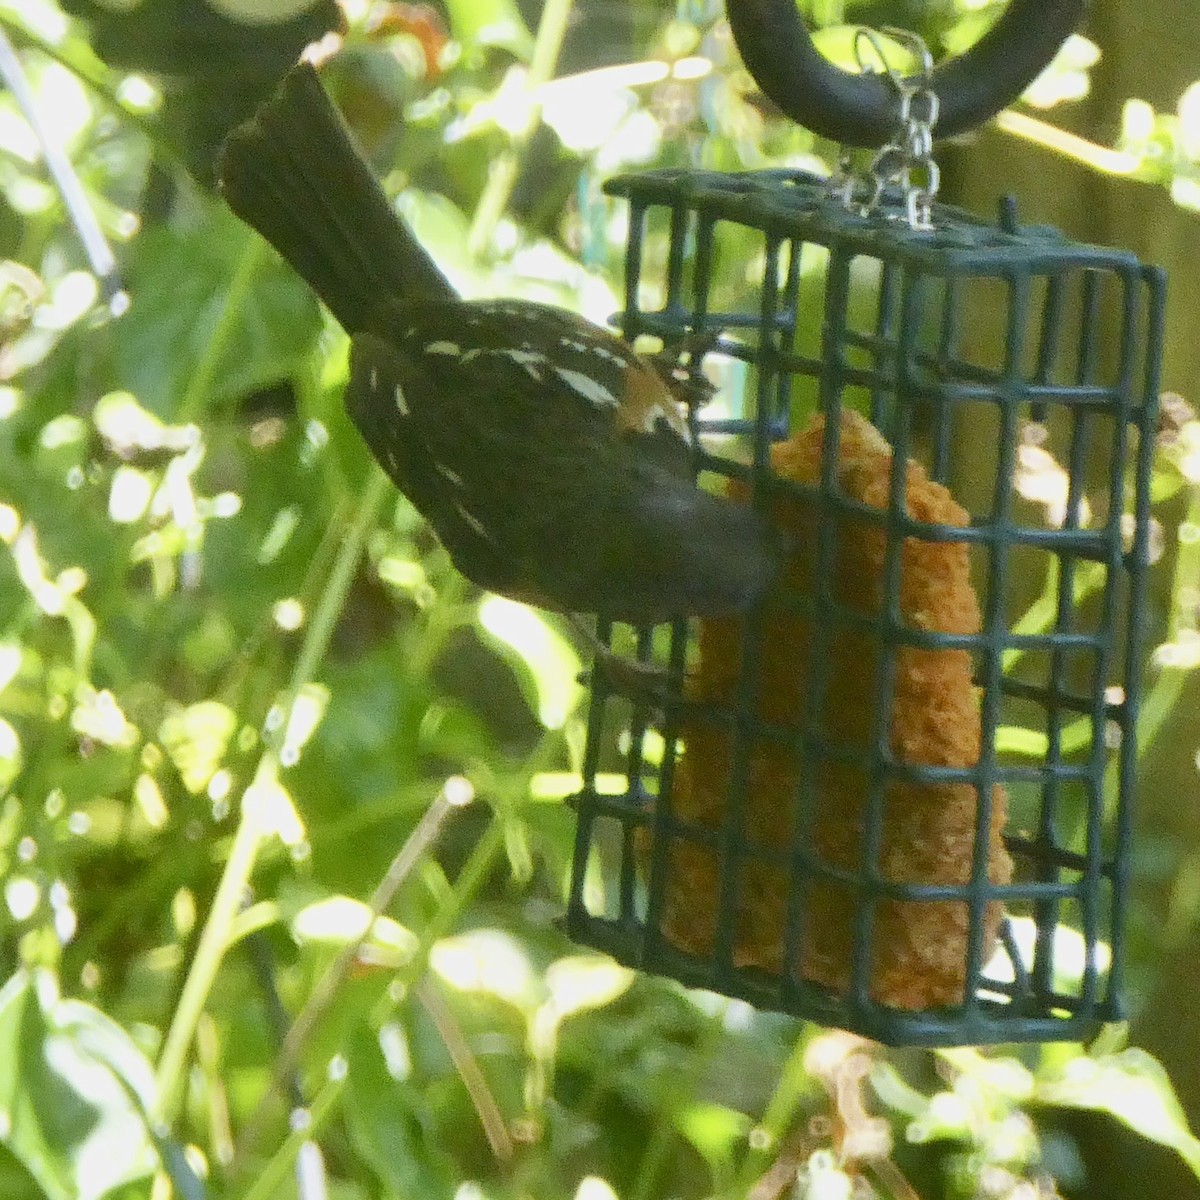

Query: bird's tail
[217,61,454,331]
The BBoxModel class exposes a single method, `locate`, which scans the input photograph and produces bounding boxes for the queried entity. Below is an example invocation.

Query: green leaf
[441,0,533,58]
[112,202,322,417]
[477,596,582,731]
[430,929,540,1011]
[418,699,500,763]
[675,1101,751,1176]
[343,1022,456,1199]
[0,718,21,795]
[0,969,157,1200]
[1038,1049,1200,1179]
[291,895,419,967]
[159,699,238,793]
[545,955,634,1020]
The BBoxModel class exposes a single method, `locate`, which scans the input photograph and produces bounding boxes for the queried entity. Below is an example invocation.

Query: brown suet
[653,408,1012,1008]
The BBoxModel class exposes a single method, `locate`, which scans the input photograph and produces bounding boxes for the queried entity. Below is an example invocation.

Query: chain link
[826,28,941,231]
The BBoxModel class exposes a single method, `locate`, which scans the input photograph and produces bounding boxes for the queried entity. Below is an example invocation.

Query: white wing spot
[369,367,379,389]
[394,385,409,415]
[454,502,492,542]
[498,348,547,381]
[559,336,626,368]
[555,366,618,408]
[489,302,532,319]
[436,462,464,487]
[425,340,460,356]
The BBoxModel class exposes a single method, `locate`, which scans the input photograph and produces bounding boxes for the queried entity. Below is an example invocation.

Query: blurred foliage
[0,0,1197,1198]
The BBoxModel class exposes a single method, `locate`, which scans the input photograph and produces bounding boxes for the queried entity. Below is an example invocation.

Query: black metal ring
[726,0,1087,147]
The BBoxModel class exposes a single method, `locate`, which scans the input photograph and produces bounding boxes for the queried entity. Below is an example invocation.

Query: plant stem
[467,0,574,258]
[376,815,506,1008]
[0,7,175,162]
[152,468,390,1124]
[730,1029,817,1198]
[281,467,391,706]
[153,772,269,1122]
[228,815,506,1189]
[1002,558,1105,676]
[418,977,515,1162]
[994,109,1143,177]
[233,776,465,1159]
[630,1004,729,1200]
[238,1078,342,1200]
[175,237,265,424]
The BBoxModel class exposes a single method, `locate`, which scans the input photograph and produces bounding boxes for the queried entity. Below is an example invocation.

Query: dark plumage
[218,62,780,623]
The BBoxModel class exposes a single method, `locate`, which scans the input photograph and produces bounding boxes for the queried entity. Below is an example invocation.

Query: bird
[216,61,780,629]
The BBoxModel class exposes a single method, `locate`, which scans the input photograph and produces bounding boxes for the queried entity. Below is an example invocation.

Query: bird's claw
[647,328,726,413]
[568,615,687,713]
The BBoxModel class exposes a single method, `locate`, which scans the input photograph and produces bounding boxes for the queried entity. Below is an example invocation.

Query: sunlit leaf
[442,0,533,58]
[477,596,582,730]
[528,771,628,800]
[71,686,138,749]
[993,917,1111,992]
[0,969,157,1200]
[996,726,1049,756]
[244,769,306,847]
[1039,1049,1200,1178]
[159,700,237,793]
[281,682,329,762]
[0,644,19,699]
[291,895,419,965]
[108,466,154,523]
[545,955,634,1020]
[1022,34,1099,108]
[938,1049,1035,1102]
[93,391,197,457]
[907,1089,973,1143]
[430,929,539,1010]
[574,1177,619,1200]
[675,1101,752,1173]
[0,719,20,795]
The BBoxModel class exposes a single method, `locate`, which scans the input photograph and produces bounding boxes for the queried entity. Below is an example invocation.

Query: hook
[726,0,1087,148]
[853,27,932,91]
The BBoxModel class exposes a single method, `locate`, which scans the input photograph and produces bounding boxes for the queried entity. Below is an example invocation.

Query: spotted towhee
[217,62,780,626]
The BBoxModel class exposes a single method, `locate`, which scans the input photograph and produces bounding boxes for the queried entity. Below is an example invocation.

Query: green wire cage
[565,168,1164,1046]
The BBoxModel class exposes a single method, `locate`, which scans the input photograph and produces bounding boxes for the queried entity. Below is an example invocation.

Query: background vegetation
[0,0,1198,1197]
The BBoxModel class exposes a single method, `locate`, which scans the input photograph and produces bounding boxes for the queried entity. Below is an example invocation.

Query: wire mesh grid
[564,170,1164,1046]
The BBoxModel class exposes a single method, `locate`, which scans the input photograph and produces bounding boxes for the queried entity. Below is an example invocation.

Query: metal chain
[826,28,942,230]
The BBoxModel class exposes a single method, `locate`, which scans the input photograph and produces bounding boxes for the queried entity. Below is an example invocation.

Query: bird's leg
[567,615,686,709]
[645,328,725,414]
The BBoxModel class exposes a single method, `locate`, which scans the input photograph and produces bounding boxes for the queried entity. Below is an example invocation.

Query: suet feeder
[565,0,1164,1046]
